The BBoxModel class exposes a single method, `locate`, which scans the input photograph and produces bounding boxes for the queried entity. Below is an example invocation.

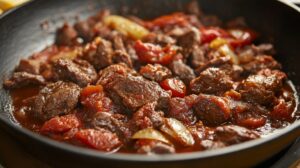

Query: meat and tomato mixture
[4,1,299,154]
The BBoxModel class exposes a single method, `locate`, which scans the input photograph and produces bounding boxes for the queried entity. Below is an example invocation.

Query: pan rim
[0,0,299,162]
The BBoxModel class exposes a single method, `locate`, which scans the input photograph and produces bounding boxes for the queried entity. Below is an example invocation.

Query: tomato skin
[134,40,176,65]
[160,78,186,98]
[40,114,81,134]
[145,12,188,29]
[80,85,113,113]
[200,27,230,43]
[228,29,257,48]
[236,117,266,129]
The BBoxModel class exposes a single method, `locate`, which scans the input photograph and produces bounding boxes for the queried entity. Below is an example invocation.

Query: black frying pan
[0,0,300,167]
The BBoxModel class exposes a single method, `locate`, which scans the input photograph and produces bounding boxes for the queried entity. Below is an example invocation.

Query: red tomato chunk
[74,129,122,151]
[41,114,81,133]
[160,78,186,98]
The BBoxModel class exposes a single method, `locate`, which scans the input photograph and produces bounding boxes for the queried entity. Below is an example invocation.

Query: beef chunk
[143,33,176,46]
[90,112,132,142]
[237,44,275,64]
[74,20,96,42]
[97,63,135,87]
[193,94,231,126]
[177,27,201,58]
[169,59,195,85]
[28,81,80,121]
[139,64,172,82]
[135,139,175,154]
[55,23,78,46]
[190,67,233,95]
[189,44,210,68]
[238,70,286,105]
[194,56,231,75]
[132,102,165,129]
[53,59,97,87]
[242,55,281,74]
[75,128,121,152]
[81,37,114,70]
[231,100,268,128]
[168,95,197,125]
[215,125,259,145]
[112,50,133,68]
[105,75,171,112]
[4,72,45,89]
[16,59,41,74]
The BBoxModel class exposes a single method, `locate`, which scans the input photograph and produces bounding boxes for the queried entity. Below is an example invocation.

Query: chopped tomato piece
[80,85,113,113]
[200,27,231,43]
[270,99,293,121]
[236,117,266,129]
[74,129,122,151]
[40,114,81,133]
[160,78,186,98]
[145,12,188,29]
[228,29,257,48]
[134,40,176,65]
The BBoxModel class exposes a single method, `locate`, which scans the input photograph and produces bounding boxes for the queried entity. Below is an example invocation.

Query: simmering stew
[4,1,299,154]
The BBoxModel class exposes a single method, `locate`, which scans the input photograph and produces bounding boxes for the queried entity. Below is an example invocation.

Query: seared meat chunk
[105,75,171,112]
[132,102,164,129]
[91,112,132,142]
[55,23,78,46]
[193,94,231,126]
[28,81,80,121]
[177,27,201,58]
[16,59,41,74]
[81,37,114,70]
[143,33,176,46]
[238,69,287,105]
[237,44,275,64]
[168,95,197,125]
[189,44,210,68]
[135,139,175,154]
[53,59,97,87]
[97,63,135,87]
[169,59,195,84]
[4,72,45,89]
[215,125,259,145]
[190,67,233,95]
[139,64,172,82]
[112,50,133,67]
[242,55,281,74]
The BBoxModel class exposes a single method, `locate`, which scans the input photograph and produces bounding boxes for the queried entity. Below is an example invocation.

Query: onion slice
[132,128,171,144]
[160,118,195,146]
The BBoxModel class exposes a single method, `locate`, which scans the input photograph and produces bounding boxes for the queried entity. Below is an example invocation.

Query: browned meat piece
[28,81,80,121]
[143,33,176,46]
[194,56,231,75]
[16,59,41,74]
[169,59,195,85]
[74,20,95,42]
[237,44,275,64]
[90,112,132,142]
[132,102,165,129]
[55,23,78,46]
[177,27,201,58]
[189,44,210,68]
[237,69,287,105]
[105,75,171,112]
[4,72,45,89]
[112,50,133,68]
[139,64,172,82]
[135,139,175,154]
[215,125,259,145]
[81,37,114,70]
[97,63,135,87]
[270,98,294,121]
[242,55,281,74]
[193,94,231,126]
[190,67,233,95]
[168,95,197,125]
[53,59,97,87]
[112,33,126,51]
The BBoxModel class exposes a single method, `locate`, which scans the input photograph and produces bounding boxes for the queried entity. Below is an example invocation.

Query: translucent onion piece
[161,118,195,146]
[218,44,239,64]
[104,15,149,40]
[132,128,171,144]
